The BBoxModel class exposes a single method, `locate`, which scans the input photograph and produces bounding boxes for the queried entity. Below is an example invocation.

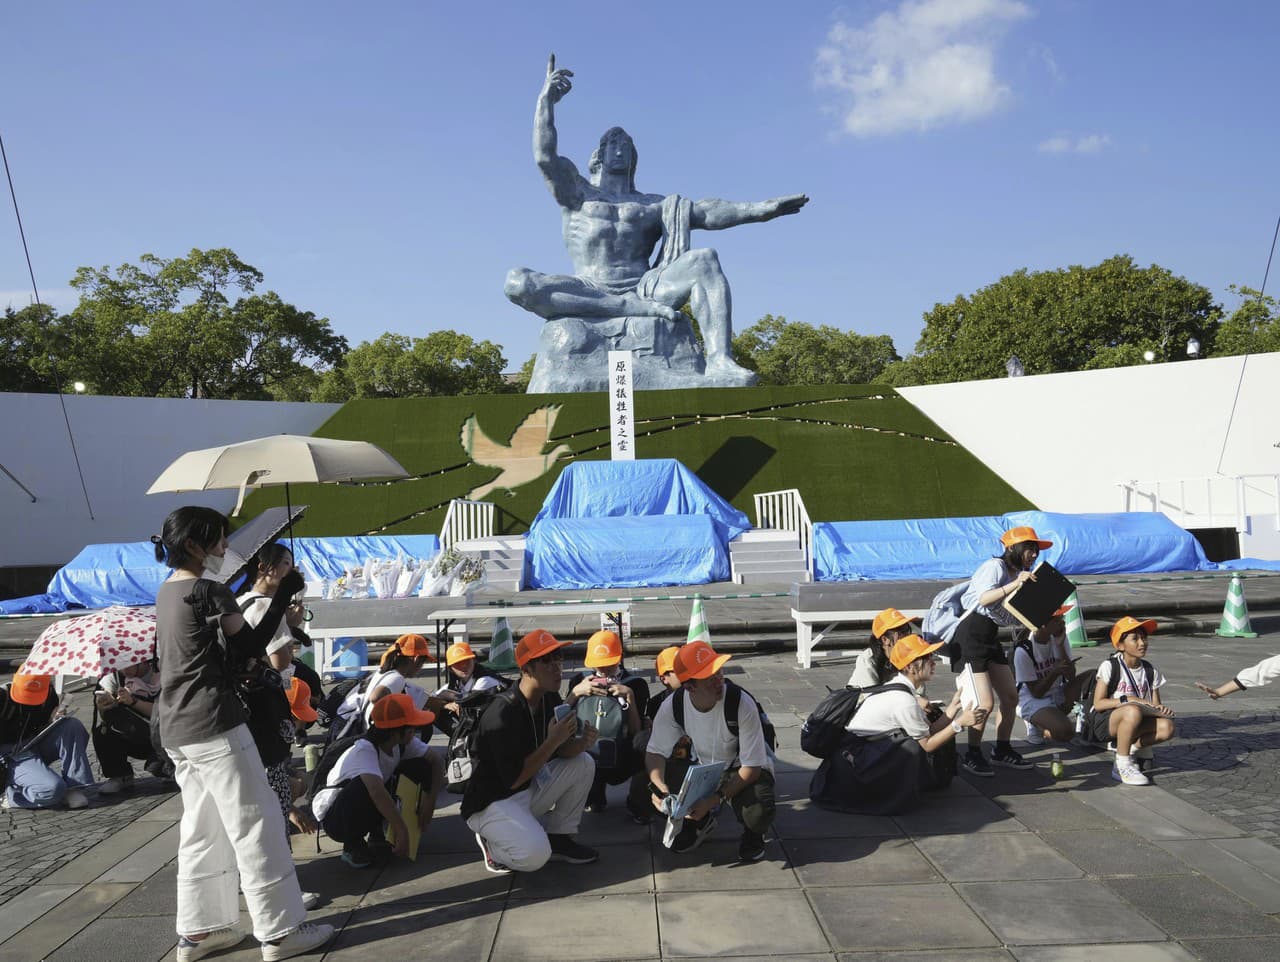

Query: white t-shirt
[311,734,429,819]
[1013,633,1070,710]
[99,668,162,701]
[338,668,429,723]
[844,672,929,739]
[647,687,773,772]
[1096,657,1166,702]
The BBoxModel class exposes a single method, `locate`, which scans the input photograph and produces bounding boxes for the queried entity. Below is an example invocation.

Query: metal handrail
[1118,474,1280,533]
[753,488,815,577]
[440,498,495,548]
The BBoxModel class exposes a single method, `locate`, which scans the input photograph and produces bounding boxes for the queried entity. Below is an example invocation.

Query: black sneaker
[738,829,766,862]
[340,842,374,869]
[991,746,1035,770]
[585,789,608,813]
[961,749,994,778]
[670,813,718,853]
[625,798,652,825]
[548,834,598,864]
[366,833,393,856]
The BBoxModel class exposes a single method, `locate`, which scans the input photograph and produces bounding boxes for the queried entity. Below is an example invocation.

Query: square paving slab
[809,882,999,952]
[893,795,1027,836]
[1100,875,1280,938]
[914,832,1084,882]
[783,836,940,887]
[659,889,829,957]
[1037,830,1193,878]
[1010,945,1200,962]
[653,838,798,892]
[957,879,1165,945]
[773,798,903,840]
[496,892,657,961]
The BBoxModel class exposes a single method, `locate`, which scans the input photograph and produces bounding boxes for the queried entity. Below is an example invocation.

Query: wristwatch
[1119,695,1129,704]
[648,781,668,800]
[951,720,963,734]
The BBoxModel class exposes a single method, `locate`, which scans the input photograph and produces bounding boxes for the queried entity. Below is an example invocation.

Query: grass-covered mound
[242,384,1033,537]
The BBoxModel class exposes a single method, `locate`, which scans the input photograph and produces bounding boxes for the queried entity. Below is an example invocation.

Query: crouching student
[462,630,599,873]
[93,660,167,793]
[434,642,508,738]
[564,630,649,812]
[645,641,775,863]
[813,635,987,815]
[1012,606,1087,745]
[1087,616,1176,786]
[625,646,686,823]
[1,667,94,810]
[848,608,921,689]
[311,694,437,868]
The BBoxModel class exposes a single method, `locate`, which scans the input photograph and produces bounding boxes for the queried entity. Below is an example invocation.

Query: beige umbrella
[147,434,410,540]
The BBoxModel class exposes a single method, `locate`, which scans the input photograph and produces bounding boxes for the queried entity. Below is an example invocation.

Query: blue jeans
[2,716,95,808]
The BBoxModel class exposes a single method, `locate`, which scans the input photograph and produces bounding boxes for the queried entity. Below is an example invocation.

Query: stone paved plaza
[2,615,1280,959]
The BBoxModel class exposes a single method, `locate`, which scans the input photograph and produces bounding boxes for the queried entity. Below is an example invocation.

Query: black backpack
[800,682,914,759]
[672,679,777,753]
[316,677,361,729]
[445,686,515,794]
[1082,653,1154,723]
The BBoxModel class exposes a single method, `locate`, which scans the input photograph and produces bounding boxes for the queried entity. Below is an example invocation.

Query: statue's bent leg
[647,249,748,373]
[505,268,679,322]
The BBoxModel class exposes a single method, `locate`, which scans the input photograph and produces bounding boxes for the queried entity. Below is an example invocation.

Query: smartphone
[553,703,574,723]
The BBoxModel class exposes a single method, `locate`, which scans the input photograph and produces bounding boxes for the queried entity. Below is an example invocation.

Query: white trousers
[167,724,305,942]
[465,752,594,872]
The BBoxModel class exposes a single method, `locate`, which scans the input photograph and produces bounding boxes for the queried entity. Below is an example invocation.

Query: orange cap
[446,642,476,667]
[674,640,732,682]
[655,645,681,676]
[1001,526,1053,550]
[1110,616,1158,648]
[872,607,921,639]
[370,692,436,729]
[584,630,622,668]
[888,634,946,671]
[394,633,434,659]
[516,628,570,668]
[10,666,51,706]
[287,676,318,723]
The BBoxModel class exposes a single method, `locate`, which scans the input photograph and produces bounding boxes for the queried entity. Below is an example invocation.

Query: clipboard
[1002,562,1075,632]
[385,775,423,860]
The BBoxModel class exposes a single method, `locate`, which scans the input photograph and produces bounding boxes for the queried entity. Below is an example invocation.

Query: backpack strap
[723,679,742,738]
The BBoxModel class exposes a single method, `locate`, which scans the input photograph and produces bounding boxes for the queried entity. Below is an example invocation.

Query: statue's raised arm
[533,54,585,210]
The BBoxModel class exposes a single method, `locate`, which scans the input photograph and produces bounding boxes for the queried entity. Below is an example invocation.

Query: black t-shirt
[460,687,562,820]
[0,686,57,746]
[646,686,675,722]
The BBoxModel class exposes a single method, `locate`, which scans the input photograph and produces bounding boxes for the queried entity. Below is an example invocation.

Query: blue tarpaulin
[528,516,730,589]
[815,511,1217,582]
[1,534,440,613]
[526,459,749,589]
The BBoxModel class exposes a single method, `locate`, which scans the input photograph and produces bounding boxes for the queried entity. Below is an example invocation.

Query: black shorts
[952,613,1008,673]
[1086,708,1115,744]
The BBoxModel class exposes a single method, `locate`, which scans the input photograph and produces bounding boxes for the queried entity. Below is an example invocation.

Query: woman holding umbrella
[152,506,333,962]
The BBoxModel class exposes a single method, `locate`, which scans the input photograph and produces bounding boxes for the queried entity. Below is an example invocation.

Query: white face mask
[202,551,225,578]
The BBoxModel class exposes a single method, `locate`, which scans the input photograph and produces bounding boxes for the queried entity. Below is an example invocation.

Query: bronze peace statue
[506,55,808,392]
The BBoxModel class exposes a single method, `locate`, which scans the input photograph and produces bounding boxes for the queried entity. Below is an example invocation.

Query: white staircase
[729,528,811,585]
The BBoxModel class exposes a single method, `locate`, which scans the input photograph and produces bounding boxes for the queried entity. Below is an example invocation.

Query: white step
[454,536,527,553]
[738,570,811,585]
[733,529,802,544]
[731,555,808,573]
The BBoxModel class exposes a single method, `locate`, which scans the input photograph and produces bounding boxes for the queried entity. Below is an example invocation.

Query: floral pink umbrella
[24,606,157,677]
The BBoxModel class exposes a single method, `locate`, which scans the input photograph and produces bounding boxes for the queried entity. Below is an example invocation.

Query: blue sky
[2,1,1277,371]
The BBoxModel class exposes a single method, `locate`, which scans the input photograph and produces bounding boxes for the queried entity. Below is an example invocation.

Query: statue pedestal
[527,315,756,392]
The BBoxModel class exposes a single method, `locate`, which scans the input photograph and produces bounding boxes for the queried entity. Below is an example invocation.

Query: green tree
[314,330,509,401]
[1214,285,1280,356]
[732,315,900,385]
[0,304,62,392]
[67,248,346,399]
[508,354,537,394]
[892,255,1221,385]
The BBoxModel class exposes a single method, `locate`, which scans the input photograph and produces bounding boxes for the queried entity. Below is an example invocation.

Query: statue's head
[589,127,637,188]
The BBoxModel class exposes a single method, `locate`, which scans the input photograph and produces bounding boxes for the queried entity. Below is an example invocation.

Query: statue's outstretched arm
[690,194,809,231]
[534,54,584,209]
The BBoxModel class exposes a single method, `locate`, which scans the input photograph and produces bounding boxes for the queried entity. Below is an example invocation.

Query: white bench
[791,606,927,670]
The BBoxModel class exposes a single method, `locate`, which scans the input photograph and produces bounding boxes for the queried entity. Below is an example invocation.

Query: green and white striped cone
[1215,576,1258,638]
[484,616,518,670]
[687,594,710,646]
[1063,591,1095,648]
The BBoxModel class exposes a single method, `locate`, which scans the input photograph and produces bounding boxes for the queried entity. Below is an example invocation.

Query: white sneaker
[98,775,133,795]
[474,833,511,874]
[261,921,335,961]
[1112,760,1150,786]
[1023,722,1045,747]
[65,788,90,809]
[301,891,322,910]
[176,926,247,962]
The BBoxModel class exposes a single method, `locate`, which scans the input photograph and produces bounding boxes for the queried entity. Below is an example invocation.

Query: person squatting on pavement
[1,666,94,810]
[462,629,599,873]
[151,506,333,962]
[644,640,776,862]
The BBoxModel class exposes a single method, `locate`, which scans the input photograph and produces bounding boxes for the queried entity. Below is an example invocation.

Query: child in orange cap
[1012,606,1087,746]
[951,526,1052,776]
[1,666,94,810]
[563,630,649,812]
[848,608,922,689]
[1086,617,1175,786]
[311,693,438,869]
[434,642,511,738]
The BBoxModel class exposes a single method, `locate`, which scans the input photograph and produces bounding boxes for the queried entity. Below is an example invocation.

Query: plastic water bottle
[304,744,321,773]
[1051,753,1065,779]
[1074,705,1085,736]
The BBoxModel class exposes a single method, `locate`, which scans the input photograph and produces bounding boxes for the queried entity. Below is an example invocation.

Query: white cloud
[0,287,78,312]
[815,0,1031,137]
[1037,133,1111,154]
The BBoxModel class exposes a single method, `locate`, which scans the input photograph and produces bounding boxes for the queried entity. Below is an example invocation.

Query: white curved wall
[1,393,340,567]
[899,353,1280,558]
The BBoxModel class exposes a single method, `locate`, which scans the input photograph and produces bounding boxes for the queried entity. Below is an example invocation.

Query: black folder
[1002,561,1075,631]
